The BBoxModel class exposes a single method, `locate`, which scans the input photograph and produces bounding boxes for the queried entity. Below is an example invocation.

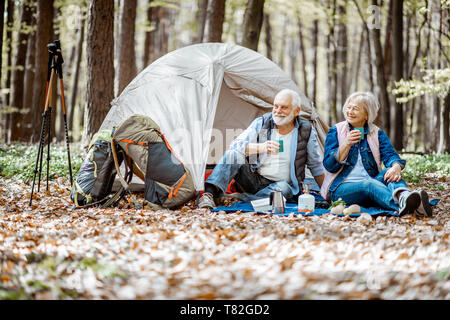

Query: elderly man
[198,89,325,208]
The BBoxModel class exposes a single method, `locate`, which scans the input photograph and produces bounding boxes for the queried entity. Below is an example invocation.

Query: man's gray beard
[273,110,295,126]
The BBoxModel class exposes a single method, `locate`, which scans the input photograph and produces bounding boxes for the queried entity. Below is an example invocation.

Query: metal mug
[270,191,285,214]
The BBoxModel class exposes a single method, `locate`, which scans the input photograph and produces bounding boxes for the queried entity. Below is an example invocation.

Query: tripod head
[47,42,57,54]
[47,40,64,78]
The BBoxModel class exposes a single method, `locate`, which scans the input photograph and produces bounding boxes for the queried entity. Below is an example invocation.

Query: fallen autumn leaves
[0,176,449,300]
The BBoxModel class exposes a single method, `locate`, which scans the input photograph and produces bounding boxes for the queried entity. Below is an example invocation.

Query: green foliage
[401,153,450,185]
[0,143,84,182]
[76,257,128,279]
[393,68,450,103]
[331,198,346,207]
[435,267,450,280]
[0,289,28,300]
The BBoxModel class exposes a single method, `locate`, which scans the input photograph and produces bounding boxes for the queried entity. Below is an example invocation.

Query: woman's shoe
[416,189,433,217]
[398,191,421,216]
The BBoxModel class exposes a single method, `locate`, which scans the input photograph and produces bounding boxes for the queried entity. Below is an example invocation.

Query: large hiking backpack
[70,130,130,207]
[112,115,196,209]
[70,115,195,209]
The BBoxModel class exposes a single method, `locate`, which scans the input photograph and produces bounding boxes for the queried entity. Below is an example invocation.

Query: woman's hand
[384,163,402,183]
[343,130,361,148]
[338,130,361,162]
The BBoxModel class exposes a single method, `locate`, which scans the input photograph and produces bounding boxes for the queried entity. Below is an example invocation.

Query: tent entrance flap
[207,81,269,165]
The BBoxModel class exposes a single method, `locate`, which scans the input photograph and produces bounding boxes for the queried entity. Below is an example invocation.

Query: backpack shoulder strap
[110,138,141,209]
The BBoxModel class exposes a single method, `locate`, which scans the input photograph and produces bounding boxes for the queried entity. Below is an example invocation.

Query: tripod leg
[59,78,73,186]
[29,110,48,206]
[46,107,52,191]
[37,110,48,193]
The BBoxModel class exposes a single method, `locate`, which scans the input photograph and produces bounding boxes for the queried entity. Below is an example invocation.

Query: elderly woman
[321,92,432,217]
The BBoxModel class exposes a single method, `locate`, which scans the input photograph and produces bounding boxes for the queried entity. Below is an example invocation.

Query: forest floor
[0,145,449,300]
[0,176,449,300]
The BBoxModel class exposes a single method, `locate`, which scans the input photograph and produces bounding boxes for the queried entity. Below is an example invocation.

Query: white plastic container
[251,198,271,212]
[298,184,315,213]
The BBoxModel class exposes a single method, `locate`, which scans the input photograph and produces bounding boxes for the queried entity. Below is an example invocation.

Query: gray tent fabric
[99,43,328,191]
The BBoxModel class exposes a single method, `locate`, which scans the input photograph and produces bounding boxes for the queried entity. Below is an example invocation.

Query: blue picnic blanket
[211,199,440,217]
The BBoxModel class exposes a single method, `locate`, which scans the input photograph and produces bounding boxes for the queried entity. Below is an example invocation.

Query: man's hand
[245,141,280,155]
[384,163,402,183]
[261,140,280,154]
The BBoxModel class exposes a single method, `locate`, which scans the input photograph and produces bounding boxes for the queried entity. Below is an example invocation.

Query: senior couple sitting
[198,89,432,217]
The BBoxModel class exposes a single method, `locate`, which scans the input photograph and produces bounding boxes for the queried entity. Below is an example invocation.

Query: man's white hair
[275,89,301,110]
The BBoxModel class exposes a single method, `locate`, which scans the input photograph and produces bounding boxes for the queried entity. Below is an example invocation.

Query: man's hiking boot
[416,189,433,217]
[198,192,216,209]
[398,191,421,216]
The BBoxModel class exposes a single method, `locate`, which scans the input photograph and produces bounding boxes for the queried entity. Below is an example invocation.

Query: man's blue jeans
[330,168,409,211]
[206,150,294,201]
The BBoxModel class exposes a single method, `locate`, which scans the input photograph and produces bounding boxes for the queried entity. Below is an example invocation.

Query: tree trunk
[298,20,309,100]
[337,2,348,122]
[418,96,426,152]
[9,2,33,142]
[30,0,54,143]
[442,93,450,154]
[4,0,15,141]
[351,26,364,92]
[197,0,209,43]
[0,0,5,85]
[118,0,137,95]
[371,0,390,133]
[263,13,272,60]
[159,7,170,57]
[288,38,297,83]
[148,5,160,64]
[391,0,403,151]
[84,0,114,142]
[329,0,338,124]
[204,0,226,42]
[21,11,36,141]
[278,18,288,71]
[384,0,394,137]
[143,0,154,67]
[241,0,264,51]
[68,17,85,134]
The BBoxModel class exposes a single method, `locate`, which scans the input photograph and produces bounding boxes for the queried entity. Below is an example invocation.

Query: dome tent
[99,42,329,192]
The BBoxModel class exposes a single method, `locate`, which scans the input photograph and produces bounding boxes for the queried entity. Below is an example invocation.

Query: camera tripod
[29,40,73,206]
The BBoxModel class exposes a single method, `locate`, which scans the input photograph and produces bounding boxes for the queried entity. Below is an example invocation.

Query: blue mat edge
[211,199,440,217]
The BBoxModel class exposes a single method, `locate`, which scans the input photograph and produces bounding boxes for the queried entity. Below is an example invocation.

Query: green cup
[355,127,364,140]
[277,140,284,152]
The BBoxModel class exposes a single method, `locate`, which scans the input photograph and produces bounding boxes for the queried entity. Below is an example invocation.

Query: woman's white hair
[275,89,302,110]
[342,92,380,129]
